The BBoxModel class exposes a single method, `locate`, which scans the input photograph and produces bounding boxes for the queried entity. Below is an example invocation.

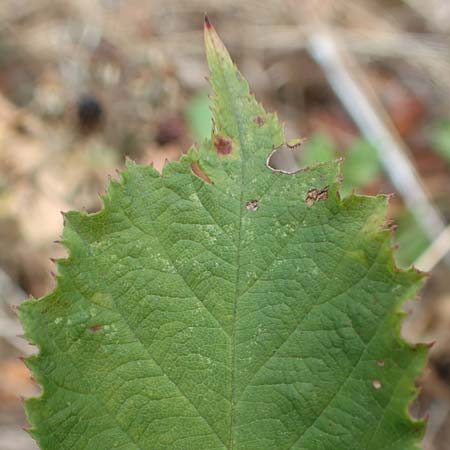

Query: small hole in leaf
[377,359,385,367]
[305,187,329,206]
[266,139,307,174]
[372,379,382,390]
[246,200,259,212]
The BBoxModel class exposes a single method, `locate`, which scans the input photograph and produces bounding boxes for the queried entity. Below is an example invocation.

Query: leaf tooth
[124,155,136,167]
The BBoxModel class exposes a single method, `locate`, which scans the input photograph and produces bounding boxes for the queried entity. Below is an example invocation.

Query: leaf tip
[124,155,137,169]
[203,14,229,63]
[204,14,212,30]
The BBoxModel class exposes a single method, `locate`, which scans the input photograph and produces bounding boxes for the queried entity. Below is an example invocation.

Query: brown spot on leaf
[191,162,213,184]
[214,135,233,155]
[89,325,103,332]
[254,116,265,126]
[387,220,397,232]
[305,187,329,206]
[246,199,259,212]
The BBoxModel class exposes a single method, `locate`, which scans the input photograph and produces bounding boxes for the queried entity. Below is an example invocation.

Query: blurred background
[0,1,450,449]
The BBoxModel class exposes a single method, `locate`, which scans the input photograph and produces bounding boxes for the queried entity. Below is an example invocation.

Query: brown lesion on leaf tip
[89,325,103,332]
[305,186,329,206]
[204,14,212,30]
[191,162,213,184]
[214,135,233,155]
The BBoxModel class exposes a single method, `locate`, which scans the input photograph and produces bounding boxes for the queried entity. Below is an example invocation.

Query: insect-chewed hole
[246,200,259,211]
[372,379,382,390]
[266,139,307,174]
[305,186,329,206]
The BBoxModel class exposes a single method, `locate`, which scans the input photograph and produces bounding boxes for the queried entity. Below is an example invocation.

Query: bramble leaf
[20,18,426,450]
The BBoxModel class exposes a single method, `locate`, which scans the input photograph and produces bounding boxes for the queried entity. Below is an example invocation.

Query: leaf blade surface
[20,19,426,450]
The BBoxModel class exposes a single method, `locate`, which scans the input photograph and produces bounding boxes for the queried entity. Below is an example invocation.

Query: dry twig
[307,28,449,266]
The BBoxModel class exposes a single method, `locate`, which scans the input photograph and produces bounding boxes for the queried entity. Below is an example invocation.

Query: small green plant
[20,18,427,450]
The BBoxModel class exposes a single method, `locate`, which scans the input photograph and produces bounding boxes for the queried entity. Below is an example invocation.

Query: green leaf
[20,18,427,450]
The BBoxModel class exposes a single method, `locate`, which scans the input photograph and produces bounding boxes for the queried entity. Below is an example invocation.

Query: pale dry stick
[340,30,450,92]
[343,29,450,57]
[339,0,450,96]
[415,224,450,272]
[307,29,449,262]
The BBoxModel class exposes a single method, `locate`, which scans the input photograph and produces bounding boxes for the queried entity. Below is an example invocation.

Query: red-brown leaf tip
[204,14,212,30]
